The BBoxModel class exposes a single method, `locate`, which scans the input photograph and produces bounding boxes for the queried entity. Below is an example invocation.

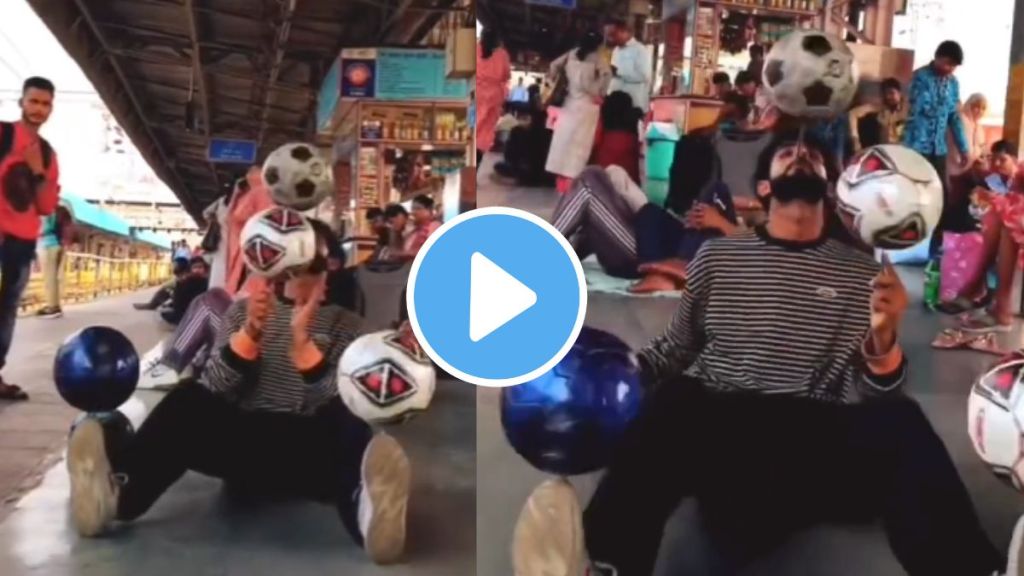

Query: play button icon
[469,253,537,342]
[406,207,587,388]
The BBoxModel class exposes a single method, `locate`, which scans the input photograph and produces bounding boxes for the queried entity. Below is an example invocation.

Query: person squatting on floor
[66,219,412,565]
[514,136,1024,576]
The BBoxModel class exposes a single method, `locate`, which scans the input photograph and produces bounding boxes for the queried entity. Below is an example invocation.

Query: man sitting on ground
[68,219,412,566]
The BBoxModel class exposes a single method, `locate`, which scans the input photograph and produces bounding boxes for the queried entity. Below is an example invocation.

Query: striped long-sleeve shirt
[201,297,362,414]
[639,227,908,404]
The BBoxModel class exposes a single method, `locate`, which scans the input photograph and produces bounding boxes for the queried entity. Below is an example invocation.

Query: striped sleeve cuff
[293,341,328,384]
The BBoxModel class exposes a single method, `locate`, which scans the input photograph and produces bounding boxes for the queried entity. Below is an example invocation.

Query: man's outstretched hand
[869,253,907,353]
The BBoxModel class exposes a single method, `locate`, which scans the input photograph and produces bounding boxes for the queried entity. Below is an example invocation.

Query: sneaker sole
[512,478,583,576]
[361,433,410,565]
[1008,514,1024,575]
[67,419,116,537]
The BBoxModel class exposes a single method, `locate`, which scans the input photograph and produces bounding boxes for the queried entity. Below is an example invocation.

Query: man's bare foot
[637,259,687,284]
[629,272,679,294]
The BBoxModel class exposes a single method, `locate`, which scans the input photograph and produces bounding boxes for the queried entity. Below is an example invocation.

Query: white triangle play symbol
[469,252,538,342]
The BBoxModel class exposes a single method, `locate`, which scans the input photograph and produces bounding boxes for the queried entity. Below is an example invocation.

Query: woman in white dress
[545,31,612,192]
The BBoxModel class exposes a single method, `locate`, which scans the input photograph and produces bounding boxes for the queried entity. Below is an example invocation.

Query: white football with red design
[968,353,1024,490]
[836,145,943,249]
[337,330,436,424]
[239,206,317,279]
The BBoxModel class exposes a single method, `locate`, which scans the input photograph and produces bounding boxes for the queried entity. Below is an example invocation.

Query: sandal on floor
[931,329,974,350]
[967,333,1010,356]
[629,272,679,294]
[0,382,29,401]
[961,313,1014,334]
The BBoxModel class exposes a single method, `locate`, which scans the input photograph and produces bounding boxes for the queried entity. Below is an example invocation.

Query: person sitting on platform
[514,132,1024,576]
[139,223,360,390]
[157,256,209,325]
[549,95,752,289]
[379,197,439,263]
[133,257,191,311]
[67,220,412,565]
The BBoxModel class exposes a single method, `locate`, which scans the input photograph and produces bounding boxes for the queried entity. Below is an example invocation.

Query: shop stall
[317,47,473,246]
[653,0,826,131]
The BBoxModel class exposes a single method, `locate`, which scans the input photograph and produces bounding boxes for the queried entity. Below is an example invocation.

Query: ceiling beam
[69,0,199,217]
[257,0,300,149]
[183,0,220,189]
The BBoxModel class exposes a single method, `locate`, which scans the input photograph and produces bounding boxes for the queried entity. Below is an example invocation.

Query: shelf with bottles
[358,102,471,145]
[710,0,822,18]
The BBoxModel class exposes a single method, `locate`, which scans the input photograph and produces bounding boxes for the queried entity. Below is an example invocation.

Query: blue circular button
[407,207,587,388]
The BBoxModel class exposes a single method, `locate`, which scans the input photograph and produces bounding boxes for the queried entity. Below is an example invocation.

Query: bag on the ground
[939,232,986,302]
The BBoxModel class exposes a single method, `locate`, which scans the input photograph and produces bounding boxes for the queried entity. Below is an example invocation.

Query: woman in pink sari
[476,27,511,170]
[226,165,274,296]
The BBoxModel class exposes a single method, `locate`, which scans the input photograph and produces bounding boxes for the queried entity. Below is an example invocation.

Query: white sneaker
[137,363,181,390]
[358,433,411,565]
[1005,514,1024,576]
[512,478,584,576]
[67,418,120,537]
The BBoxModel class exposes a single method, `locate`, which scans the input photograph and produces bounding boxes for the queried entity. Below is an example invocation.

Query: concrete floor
[0,270,476,576]
[477,154,1024,575]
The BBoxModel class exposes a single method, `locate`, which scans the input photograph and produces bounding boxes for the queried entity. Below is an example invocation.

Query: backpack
[0,121,53,169]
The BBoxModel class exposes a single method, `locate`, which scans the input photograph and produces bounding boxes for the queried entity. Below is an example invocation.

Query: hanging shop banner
[317,56,343,131]
[340,48,469,101]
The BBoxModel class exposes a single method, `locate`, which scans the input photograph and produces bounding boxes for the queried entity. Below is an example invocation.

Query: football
[239,206,318,279]
[262,142,334,211]
[762,30,858,118]
[337,330,436,424]
[968,351,1024,490]
[836,145,944,249]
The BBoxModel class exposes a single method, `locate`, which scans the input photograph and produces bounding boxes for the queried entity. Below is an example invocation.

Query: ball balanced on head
[501,327,645,476]
[240,206,319,279]
[54,326,139,413]
[262,142,334,212]
[762,29,858,119]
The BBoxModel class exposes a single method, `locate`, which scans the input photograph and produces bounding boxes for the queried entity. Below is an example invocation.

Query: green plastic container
[923,259,940,309]
[646,140,676,182]
[645,180,670,208]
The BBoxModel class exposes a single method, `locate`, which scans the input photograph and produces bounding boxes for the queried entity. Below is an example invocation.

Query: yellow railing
[18,252,173,312]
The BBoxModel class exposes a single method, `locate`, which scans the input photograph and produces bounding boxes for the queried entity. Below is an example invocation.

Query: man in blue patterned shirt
[902,40,970,255]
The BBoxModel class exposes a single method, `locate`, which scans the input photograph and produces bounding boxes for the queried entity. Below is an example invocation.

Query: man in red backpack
[0,77,60,401]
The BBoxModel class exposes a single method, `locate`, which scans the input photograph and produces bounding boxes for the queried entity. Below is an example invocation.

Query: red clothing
[406,220,441,256]
[590,124,640,184]
[0,122,60,240]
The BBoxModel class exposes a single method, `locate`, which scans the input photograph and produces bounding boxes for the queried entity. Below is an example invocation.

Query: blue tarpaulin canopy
[59,193,131,236]
[131,229,172,250]
[59,193,171,250]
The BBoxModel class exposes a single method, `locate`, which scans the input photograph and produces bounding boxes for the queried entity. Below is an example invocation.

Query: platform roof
[27,0,463,221]
[477,0,627,63]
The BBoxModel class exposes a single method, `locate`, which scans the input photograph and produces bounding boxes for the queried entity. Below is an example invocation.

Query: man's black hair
[734,70,756,86]
[722,92,751,120]
[935,40,964,66]
[604,17,628,29]
[189,256,209,269]
[384,203,408,219]
[23,77,55,95]
[712,71,731,85]
[749,44,765,59]
[602,91,642,132]
[307,217,345,262]
[412,194,434,210]
[366,207,384,220]
[992,140,1019,158]
[880,77,902,93]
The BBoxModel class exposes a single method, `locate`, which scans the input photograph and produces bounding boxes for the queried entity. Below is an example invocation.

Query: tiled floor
[477,153,1024,575]
[0,273,476,576]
